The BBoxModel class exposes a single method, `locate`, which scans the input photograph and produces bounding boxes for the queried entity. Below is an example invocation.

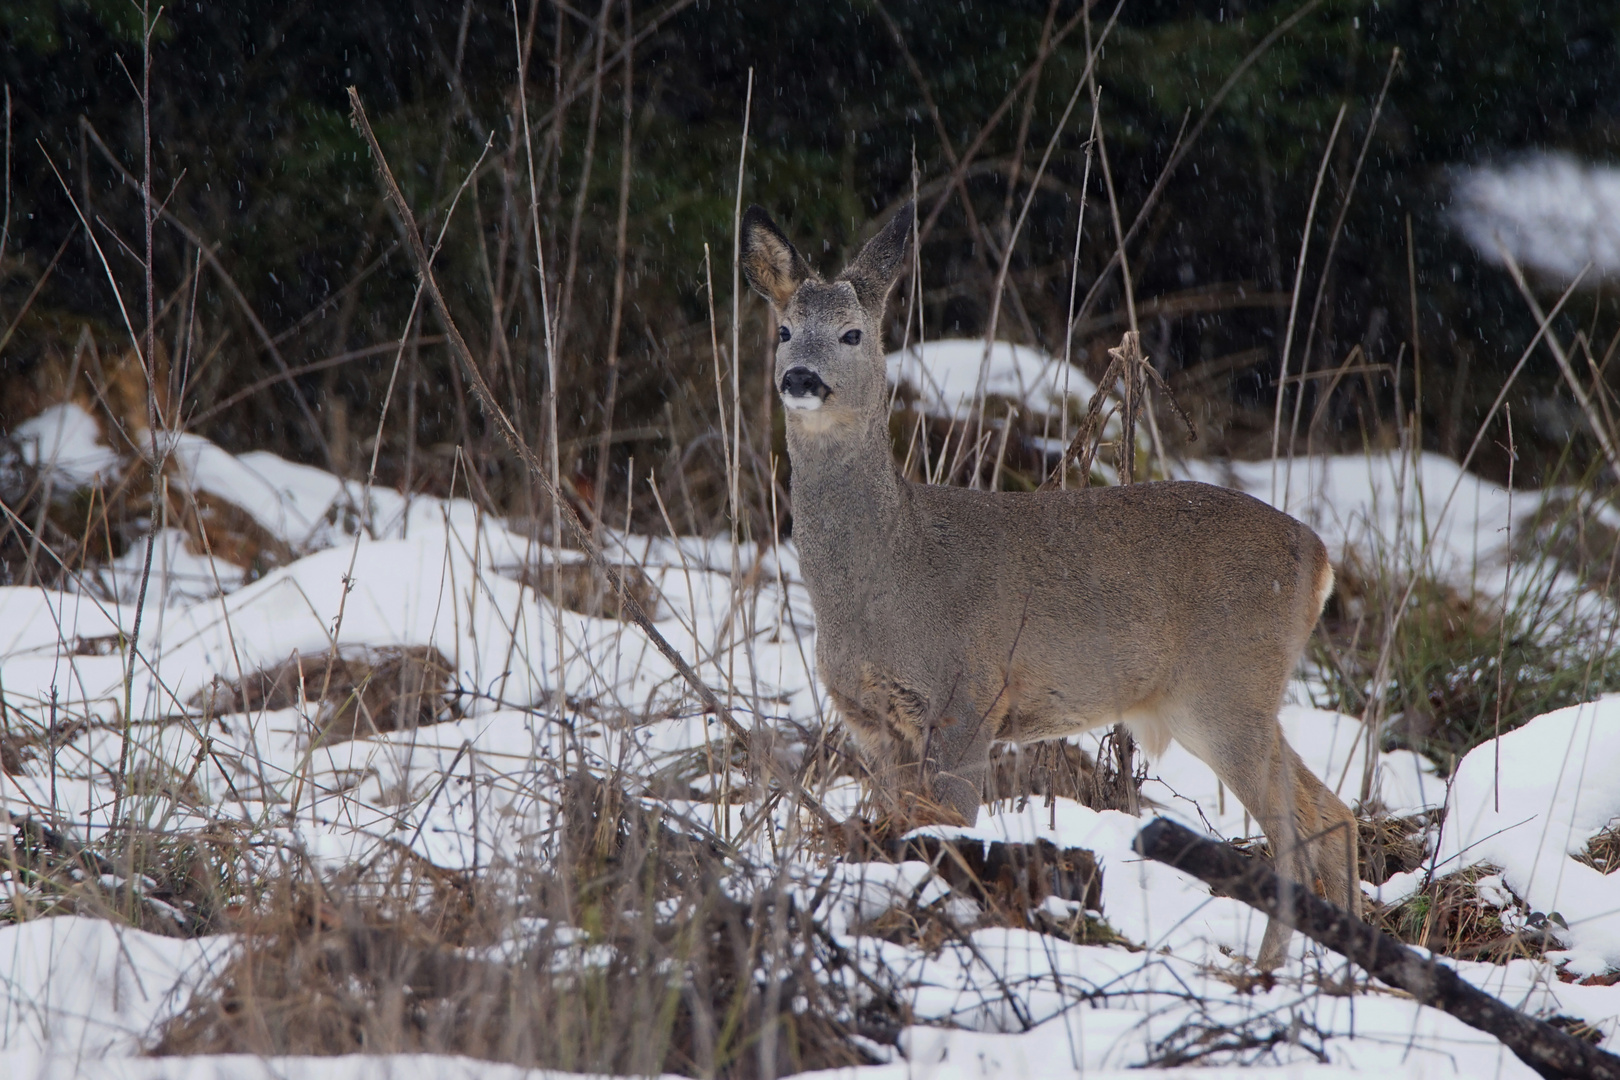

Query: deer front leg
[833,665,996,826]
[919,712,995,827]
[843,721,983,826]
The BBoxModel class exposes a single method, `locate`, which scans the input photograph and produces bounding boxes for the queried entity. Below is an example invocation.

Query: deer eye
[841,329,862,346]
[778,325,791,343]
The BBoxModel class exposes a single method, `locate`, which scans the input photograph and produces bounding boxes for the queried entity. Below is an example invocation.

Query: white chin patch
[782,395,823,411]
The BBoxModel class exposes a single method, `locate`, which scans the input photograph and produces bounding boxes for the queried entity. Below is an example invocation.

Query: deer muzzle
[780,366,831,410]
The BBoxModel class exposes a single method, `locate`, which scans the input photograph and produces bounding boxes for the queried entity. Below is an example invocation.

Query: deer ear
[741,206,813,306]
[839,201,914,312]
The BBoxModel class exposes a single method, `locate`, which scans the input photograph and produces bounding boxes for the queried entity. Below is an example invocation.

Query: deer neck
[785,409,902,591]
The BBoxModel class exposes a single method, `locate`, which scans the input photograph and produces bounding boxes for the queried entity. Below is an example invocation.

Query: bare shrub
[155,771,895,1077]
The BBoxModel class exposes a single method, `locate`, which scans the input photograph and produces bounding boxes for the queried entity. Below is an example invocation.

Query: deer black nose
[780,366,830,400]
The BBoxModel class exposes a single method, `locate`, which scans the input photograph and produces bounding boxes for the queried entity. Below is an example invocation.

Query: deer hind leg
[1289,744,1361,919]
[1255,742,1361,967]
[1179,702,1354,971]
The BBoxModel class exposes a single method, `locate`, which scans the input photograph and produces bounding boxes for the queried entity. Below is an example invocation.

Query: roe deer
[741,200,1359,968]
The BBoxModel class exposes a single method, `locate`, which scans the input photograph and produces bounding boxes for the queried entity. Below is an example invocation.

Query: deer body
[743,202,1359,967]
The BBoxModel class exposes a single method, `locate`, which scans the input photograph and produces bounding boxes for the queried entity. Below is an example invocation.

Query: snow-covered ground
[1451,153,1620,284]
[3,386,1619,1078]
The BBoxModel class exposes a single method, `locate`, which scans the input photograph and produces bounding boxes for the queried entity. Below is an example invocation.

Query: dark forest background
[1,0,1617,531]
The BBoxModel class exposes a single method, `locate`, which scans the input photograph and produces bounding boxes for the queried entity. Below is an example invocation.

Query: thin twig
[1498,244,1620,477]
[78,118,336,467]
[1052,108,1099,490]
[552,0,614,366]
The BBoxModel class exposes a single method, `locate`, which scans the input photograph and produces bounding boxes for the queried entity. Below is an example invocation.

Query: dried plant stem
[1493,404,1514,812]
[553,0,614,366]
[359,97,837,837]
[1000,0,1061,236]
[870,0,1038,343]
[292,134,494,819]
[1091,88,1166,479]
[1269,102,1347,505]
[1053,108,1099,490]
[915,0,1100,247]
[79,119,335,468]
[702,241,735,832]
[1065,0,1327,343]
[1283,49,1400,504]
[727,70,756,817]
[507,0,575,777]
[1037,350,1122,492]
[1,84,11,272]
[990,405,1017,491]
[513,0,695,166]
[970,6,1117,486]
[1354,265,1589,803]
[729,69,753,551]
[114,2,165,842]
[907,143,924,372]
[185,338,446,428]
[1498,246,1620,477]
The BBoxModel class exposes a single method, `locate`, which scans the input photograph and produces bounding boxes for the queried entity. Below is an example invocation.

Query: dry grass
[1368,865,1564,964]
[2,816,252,936]
[501,557,660,621]
[1575,819,1620,876]
[1357,807,1434,886]
[1,11,1617,1072]
[1313,551,1620,773]
[983,738,1096,808]
[1517,493,1620,603]
[1230,809,1556,964]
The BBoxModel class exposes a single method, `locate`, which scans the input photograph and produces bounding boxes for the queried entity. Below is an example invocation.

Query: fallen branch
[1133,817,1620,1080]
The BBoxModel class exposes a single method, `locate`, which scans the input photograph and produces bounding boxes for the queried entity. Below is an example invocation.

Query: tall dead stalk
[592,0,636,531]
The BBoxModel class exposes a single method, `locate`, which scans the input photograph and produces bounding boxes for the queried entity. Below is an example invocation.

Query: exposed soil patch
[503,559,659,621]
[190,645,460,742]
